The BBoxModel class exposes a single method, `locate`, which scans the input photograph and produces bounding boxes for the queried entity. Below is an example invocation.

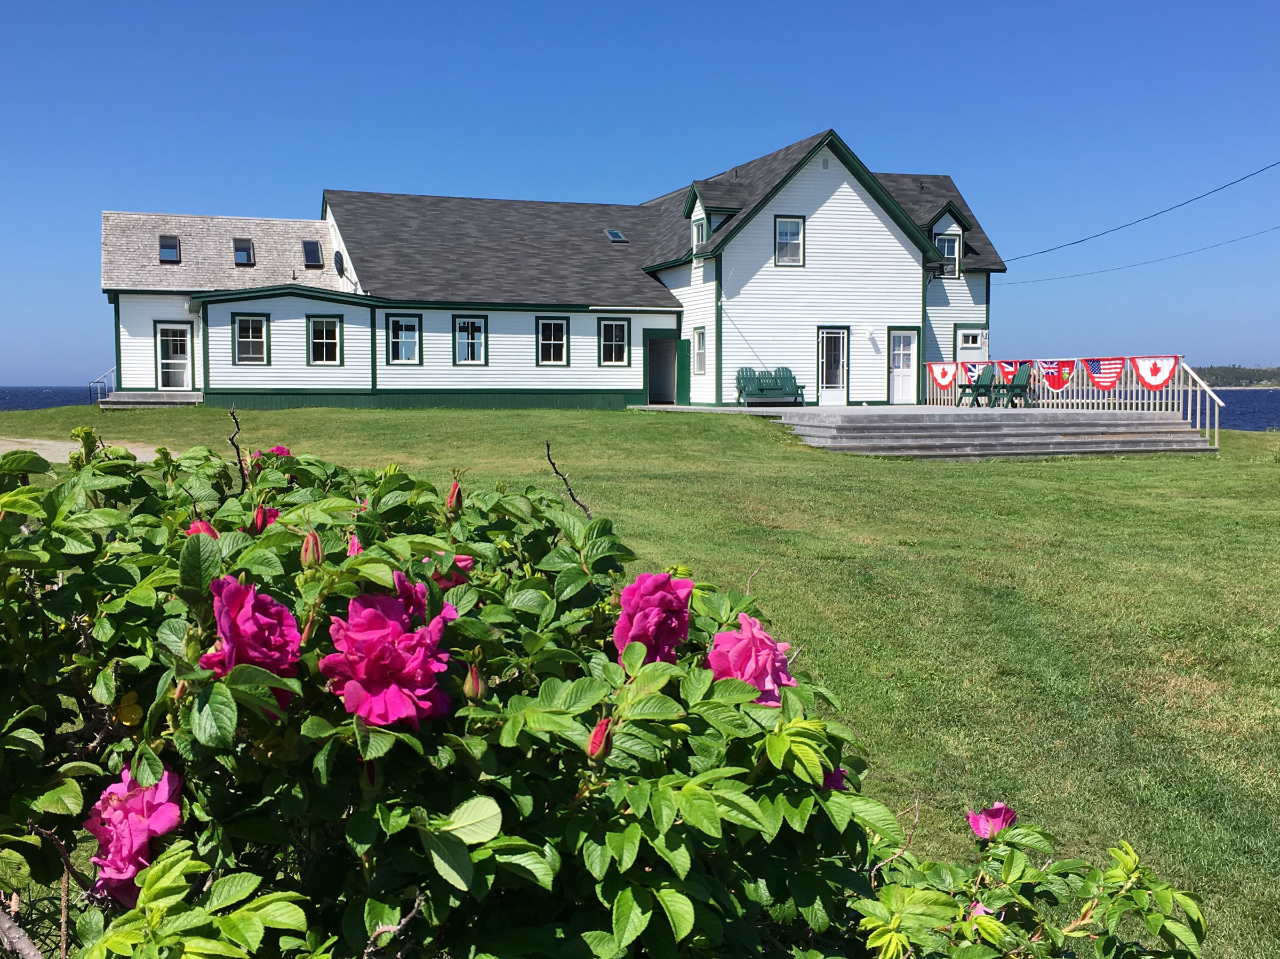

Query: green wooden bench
[736,367,806,406]
[956,366,995,407]
[991,364,1033,408]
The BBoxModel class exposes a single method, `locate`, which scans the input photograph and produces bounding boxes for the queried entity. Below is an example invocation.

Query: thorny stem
[544,441,591,519]
[227,407,248,494]
[744,560,764,595]
[26,826,90,892]
[362,889,425,959]
[870,794,921,885]
[0,910,45,959]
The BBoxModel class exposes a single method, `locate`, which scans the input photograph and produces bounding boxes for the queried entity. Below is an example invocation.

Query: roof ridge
[103,211,326,223]
[324,189,649,211]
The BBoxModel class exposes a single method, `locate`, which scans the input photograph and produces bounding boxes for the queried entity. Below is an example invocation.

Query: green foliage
[0,428,1207,959]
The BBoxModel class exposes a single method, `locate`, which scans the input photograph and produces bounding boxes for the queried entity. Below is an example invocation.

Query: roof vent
[604,229,628,243]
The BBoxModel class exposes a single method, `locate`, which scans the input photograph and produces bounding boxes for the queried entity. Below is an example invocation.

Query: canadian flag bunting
[962,362,991,384]
[996,360,1028,383]
[1082,358,1126,391]
[1131,356,1178,390]
[1037,359,1076,392]
[928,362,958,389]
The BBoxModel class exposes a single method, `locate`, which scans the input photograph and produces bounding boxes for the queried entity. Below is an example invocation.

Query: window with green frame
[536,317,569,366]
[454,315,487,365]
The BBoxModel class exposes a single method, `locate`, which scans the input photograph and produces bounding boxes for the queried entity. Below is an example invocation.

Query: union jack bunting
[1132,356,1178,390]
[962,362,990,384]
[1037,359,1075,392]
[996,360,1028,383]
[1083,357,1125,391]
[928,362,958,389]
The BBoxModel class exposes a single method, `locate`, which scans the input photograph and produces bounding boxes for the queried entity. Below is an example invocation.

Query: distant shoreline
[1210,385,1280,390]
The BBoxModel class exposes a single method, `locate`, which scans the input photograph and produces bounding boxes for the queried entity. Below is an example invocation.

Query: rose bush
[0,428,1206,959]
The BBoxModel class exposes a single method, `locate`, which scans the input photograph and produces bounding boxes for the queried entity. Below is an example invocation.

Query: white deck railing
[923,357,1223,449]
[89,367,116,404]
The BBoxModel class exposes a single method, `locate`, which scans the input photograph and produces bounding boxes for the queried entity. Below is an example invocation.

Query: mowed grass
[5,404,1280,955]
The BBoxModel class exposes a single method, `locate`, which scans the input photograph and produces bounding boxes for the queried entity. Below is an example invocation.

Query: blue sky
[2,0,1278,385]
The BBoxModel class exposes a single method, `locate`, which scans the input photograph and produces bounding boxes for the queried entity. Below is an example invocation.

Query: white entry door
[817,328,848,406]
[889,330,917,404]
[157,325,192,390]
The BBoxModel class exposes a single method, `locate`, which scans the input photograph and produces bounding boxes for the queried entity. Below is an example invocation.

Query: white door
[817,328,848,406]
[157,325,191,390]
[889,331,917,404]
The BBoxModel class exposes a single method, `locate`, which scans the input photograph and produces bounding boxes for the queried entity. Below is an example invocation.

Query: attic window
[604,229,628,243]
[233,238,255,267]
[934,235,959,277]
[821,157,830,170]
[159,235,180,264]
[302,240,323,268]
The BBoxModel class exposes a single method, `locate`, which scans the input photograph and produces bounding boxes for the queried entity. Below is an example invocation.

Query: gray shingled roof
[874,174,1006,272]
[321,191,682,308]
[102,213,342,292]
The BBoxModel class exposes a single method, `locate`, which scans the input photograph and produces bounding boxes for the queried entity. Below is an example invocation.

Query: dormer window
[159,235,180,263]
[693,219,707,247]
[302,240,323,268]
[934,235,959,277]
[604,229,628,243]
[233,238,255,267]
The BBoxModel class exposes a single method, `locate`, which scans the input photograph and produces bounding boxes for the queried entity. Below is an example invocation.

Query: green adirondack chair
[992,364,1032,407]
[956,366,995,407]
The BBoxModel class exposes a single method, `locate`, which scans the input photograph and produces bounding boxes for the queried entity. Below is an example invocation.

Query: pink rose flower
[200,577,301,707]
[611,573,694,665]
[967,802,1018,840]
[428,552,475,591]
[244,505,279,536]
[268,446,291,456]
[707,613,797,707]
[348,533,363,557]
[83,768,182,907]
[822,768,849,791]
[319,591,456,729]
[186,520,218,540]
[968,902,994,918]
[394,570,428,625]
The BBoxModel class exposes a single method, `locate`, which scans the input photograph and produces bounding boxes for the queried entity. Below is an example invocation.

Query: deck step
[99,392,203,409]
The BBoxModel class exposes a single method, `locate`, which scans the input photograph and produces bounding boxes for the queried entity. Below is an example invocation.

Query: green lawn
[5,404,1279,955]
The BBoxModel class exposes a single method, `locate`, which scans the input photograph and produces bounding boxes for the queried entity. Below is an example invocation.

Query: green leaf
[91,665,117,705]
[424,831,474,891]
[58,761,104,778]
[680,668,713,705]
[1161,919,1202,958]
[205,873,262,913]
[605,822,642,873]
[232,549,285,578]
[363,898,400,943]
[712,790,767,831]
[35,779,83,816]
[0,489,45,518]
[0,848,31,891]
[581,832,611,881]
[557,677,611,715]
[180,532,223,591]
[621,641,647,676]
[219,913,265,951]
[676,784,721,838]
[225,663,302,695]
[183,938,248,958]
[555,566,591,600]
[654,888,695,942]
[192,682,238,750]
[620,693,684,722]
[442,796,503,845]
[131,743,164,787]
[612,886,653,948]
[710,678,761,704]
[847,795,905,844]
[494,849,556,890]
[788,871,831,933]
[0,450,51,474]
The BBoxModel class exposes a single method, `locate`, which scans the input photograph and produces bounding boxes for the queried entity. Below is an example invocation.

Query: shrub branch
[544,441,591,519]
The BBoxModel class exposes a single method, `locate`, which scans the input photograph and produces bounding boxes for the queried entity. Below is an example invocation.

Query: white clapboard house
[101,130,1004,410]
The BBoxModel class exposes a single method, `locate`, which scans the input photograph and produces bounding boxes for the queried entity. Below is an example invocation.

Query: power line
[994,224,1280,285]
[1005,158,1280,262]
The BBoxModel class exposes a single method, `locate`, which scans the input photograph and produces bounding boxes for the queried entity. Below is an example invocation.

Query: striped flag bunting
[928,362,958,389]
[996,360,1029,383]
[1037,359,1076,392]
[961,362,990,384]
[1083,357,1126,391]
[1132,356,1178,390]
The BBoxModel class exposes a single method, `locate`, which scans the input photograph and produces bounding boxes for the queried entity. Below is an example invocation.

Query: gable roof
[873,174,1006,272]
[101,213,341,293]
[321,191,682,309]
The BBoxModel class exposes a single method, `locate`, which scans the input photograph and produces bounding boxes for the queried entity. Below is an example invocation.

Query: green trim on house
[385,313,425,367]
[230,312,271,366]
[985,273,991,329]
[773,215,806,268]
[202,389,648,411]
[952,322,989,362]
[676,339,691,405]
[885,325,924,405]
[305,314,344,367]
[925,201,974,234]
[642,254,694,274]
[452,315,489,367]
[714,255,723,406]
[596,317,632,368]
[369,307,378,391]
[534,316,571,367]
[152,319,195,391]
[680,184,702,220]
[102,288,205,297]
[202,305,211,392]
[113,299,122,389]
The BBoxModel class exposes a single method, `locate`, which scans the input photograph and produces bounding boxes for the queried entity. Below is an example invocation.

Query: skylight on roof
[233,238,255,267]
[604,229,628,243]
[159,235,180,263]
[302,240,323,268]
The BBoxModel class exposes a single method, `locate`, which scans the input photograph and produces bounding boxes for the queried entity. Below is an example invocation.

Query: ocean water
[0,387,92,412]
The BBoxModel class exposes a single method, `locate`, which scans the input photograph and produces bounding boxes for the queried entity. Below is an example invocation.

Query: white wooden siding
[925,272,988,361]
[117,294,203,390]
[719,146,925,404]
[373,310,677,390]
[205,296,372,389]
[658,263,717,404]
[325,207,363,296]
[933,214,962,235]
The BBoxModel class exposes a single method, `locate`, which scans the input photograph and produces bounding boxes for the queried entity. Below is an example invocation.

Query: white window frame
[960,331,980,348]
[693,328,706,375]
[388,315,421,365]
[308,317,341,365]
[454,315,487,365]
[234,315,267,364]
[934,234,960,277]
[536,317,568,366]
[693,219,707,247]
[599,319,629,366]
[775,216,804,266]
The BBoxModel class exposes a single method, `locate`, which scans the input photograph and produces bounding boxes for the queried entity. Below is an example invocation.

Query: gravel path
[0,437,157,463]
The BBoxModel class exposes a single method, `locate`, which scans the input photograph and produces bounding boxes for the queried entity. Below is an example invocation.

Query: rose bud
[587,716,613,762]
[446,479,461,511]
[347,533,363,557]
[187,520,218,540]
[300,529,324,569]
[247,505,279,536]
[463,663,487,701]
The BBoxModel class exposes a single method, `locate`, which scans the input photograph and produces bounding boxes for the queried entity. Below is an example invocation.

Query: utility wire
[1005,158,1280,261]
[994,224,1280,285]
